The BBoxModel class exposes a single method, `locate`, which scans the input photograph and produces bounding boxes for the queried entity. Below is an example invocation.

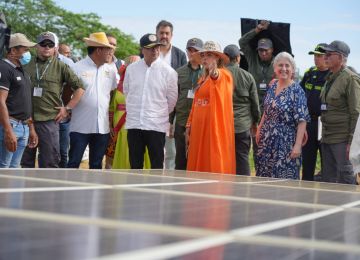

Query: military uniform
[227,62,260,175]
[320,67,360,183]
[300,66,329,180]
[174,63,202,170]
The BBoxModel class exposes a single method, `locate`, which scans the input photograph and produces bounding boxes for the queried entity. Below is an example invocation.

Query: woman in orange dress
[185,41,236,174]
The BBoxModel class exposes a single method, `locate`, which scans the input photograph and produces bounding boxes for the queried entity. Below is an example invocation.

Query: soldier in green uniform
[239,20,274,169]
[224,44,260,175]
[174,38,203,170]
[300,44,329,181]
[320,40,360,184]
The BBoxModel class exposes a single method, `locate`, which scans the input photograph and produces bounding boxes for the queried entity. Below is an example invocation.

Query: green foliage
[0,0,139,59]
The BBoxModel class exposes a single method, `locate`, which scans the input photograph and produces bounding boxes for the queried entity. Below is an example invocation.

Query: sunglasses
[39,42,55,48]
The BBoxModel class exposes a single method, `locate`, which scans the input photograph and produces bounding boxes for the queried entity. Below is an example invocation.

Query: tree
[0,0,140,59]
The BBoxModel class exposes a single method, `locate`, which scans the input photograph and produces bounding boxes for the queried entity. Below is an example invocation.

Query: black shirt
[300,66,329,117]
[0,59,32,120]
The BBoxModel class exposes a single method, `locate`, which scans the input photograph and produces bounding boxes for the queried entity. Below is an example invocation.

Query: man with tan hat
[21,31,85,168]
[0,33,38,168]
[124,33,178,169]
[67,32,118,169]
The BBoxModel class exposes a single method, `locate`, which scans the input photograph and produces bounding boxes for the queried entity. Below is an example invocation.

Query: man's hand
[5,129,17,152]
[28,128,38,148]
[54,107,69,123]
[255,20,270,33]
[250,124,258,137]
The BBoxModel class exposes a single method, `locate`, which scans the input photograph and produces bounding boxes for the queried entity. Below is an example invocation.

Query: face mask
[19,51,31,65]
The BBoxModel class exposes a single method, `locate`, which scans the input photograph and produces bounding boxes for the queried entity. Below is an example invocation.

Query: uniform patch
[16,76,22,81]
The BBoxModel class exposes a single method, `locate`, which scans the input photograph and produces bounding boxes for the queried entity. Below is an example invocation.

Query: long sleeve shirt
[124,58,178,133]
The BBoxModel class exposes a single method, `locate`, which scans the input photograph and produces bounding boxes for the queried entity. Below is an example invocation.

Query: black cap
[37,31,56,44]
[140,33,163,49]
[322,40,350,57]
[223,44,244,59]
[308,43,327,55]
[186,38,203,51]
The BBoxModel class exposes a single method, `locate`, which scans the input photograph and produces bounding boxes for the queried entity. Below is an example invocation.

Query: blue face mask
[19,51,31,65]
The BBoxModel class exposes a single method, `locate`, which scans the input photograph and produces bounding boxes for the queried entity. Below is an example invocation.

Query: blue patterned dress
[256,82,310,179]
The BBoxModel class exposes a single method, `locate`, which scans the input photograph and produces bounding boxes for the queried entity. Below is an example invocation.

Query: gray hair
[273,52,296,71]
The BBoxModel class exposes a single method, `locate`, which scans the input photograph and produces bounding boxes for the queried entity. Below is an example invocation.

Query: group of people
[1,19,359,185]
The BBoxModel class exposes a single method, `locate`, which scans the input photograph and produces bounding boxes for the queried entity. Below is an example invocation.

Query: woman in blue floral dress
[256,52,310,179]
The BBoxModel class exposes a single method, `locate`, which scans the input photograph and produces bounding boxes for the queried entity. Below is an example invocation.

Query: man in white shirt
[67,32,117,169]
[124,33,178,169]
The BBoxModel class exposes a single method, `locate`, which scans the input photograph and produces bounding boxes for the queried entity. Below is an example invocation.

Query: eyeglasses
[39,42,55,48]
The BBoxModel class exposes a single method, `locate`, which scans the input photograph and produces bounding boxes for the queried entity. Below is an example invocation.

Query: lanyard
[35,59,52,87]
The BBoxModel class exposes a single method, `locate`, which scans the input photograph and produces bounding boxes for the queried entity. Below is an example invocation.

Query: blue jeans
[59,120,70,168]
[67,132,109,169]
[0,119,29,168]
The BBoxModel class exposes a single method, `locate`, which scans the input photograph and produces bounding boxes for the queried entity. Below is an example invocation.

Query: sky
[54,0,360,74]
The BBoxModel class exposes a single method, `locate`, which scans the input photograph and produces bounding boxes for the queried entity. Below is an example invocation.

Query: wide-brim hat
[9,33,36,48]
[193,41,230,64]
[83,32,115,49]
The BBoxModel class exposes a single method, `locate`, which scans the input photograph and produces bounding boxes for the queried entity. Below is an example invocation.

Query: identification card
[320,103,327,111]
[259,83,267,90]
[33,87,43,97]
[187,89,195,99]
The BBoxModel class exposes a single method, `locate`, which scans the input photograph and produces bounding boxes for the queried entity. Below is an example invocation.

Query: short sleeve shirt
[0,59,32,120]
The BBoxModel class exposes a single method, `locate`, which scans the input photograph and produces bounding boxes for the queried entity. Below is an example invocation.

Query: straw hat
[83,32,115,49]
[193,41,229,64]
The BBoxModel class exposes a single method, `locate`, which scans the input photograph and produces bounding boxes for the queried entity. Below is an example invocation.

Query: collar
[3,58,17,68]
[187,62,201,71]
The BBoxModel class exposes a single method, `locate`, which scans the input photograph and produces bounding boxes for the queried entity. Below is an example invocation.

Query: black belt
[9,116,33,125]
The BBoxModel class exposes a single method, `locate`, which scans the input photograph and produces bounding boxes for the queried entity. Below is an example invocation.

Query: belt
[9,116,33,125]
[116,104,126,111]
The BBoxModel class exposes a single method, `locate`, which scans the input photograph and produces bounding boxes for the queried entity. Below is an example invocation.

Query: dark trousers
[21,120,60,168]
[302,120,321,181]
[59,120,70,168]
[251,136,258,171]
[67,132,109,169]
[235,130,251,175]
[174,124,187,170]
[321,142,355,184]
[127,129,165,169]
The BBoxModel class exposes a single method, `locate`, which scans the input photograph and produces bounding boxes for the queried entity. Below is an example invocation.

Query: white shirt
[350,117,360,173]
[58,54,75,68]
[124,58,178,133]
[160,45,172,66]
[70,56,117,134]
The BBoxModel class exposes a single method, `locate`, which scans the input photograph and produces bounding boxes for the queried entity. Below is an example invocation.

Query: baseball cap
[308,43,327,55]
[321,40,350,57]
[9,33,36,48]
[140,33,163,49]
[223,44,244,59]
[37,32,58,46]
[186,38,203,51]
[257,38,273,50]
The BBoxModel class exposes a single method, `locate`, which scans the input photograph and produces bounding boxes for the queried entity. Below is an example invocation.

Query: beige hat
[9,33,36,48]
[83,32,115,49]
[193,41,229,64]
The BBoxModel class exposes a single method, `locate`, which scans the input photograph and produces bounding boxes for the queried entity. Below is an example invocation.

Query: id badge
[259,83,267,90]
[320,103,327,111]
[33,87,43,97]
[187,89,195,99]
